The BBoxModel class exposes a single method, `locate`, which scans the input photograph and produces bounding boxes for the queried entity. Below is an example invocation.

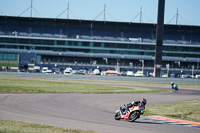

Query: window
[104,43,116,48]
[30,39,42,44]
[5,38,16,43]
[57,40,65,45]
[141,45,155,50]
[116,44,128,49]
[18,39,29,44]
[0,38,4,43]
[42,40,54,45]
[82,42,90,47]
[129,44,141,49]
[0,54,18,60]
[94,42,101,47]
[68,41,78,46]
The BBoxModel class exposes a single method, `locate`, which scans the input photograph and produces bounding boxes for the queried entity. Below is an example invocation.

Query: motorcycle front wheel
[114,112,121,120]
[128,111,139,122]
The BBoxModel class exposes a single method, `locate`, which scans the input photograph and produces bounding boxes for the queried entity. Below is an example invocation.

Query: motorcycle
[172,84,178,90]
[114,103,145,122]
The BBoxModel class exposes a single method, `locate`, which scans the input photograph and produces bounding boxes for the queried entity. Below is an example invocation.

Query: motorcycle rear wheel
[114,112,121,120]
[128,111,139,122]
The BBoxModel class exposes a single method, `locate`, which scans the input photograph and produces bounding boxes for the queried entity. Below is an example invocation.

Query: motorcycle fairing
[130,106,139,112]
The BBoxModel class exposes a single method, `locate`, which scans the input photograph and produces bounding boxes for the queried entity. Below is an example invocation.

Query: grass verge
[0,120,97,133]
[144,100,200,123]
[0,61,18,67]
[0,78,168,94]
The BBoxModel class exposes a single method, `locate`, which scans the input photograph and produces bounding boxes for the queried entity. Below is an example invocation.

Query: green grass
[0,60,18,67]
[0,78,167,94]
[144,100,200,123]
[0,120,97,133]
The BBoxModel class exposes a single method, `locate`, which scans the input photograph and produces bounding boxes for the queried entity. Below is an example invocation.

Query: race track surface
[0,73,200,133]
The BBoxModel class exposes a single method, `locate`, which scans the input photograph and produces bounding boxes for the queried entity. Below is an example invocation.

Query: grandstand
[0,16,200,74]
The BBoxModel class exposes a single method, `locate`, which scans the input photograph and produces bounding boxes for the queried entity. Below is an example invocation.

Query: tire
[128,111,139,122]
[114,112,121,120]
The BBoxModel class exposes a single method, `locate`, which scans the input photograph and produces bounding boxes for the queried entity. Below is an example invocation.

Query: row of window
[1,44,200,58]
[0,54,18,60]
[1,37,200,53]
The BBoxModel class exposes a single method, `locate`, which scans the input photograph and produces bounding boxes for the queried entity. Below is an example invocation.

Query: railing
[37,62,200,72]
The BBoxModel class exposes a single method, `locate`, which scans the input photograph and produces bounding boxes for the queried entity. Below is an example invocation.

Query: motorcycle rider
[124,98,147,114]
[116,98,147,121]
[132,98,147,108]
[133,98,147,115]
[171,82,178,90]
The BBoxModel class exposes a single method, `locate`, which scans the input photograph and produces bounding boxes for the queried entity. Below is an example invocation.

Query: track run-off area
[0,72,200,133]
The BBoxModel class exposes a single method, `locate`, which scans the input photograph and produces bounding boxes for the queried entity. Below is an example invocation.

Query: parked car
[181,74,192,78]
[64,67,73,75]
[134,71,144,77]
[126,71,134,76]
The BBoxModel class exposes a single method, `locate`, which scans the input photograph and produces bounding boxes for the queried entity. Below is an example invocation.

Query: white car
[64,67,73,75]
[93,69,101,75]
[41,67,48,73]
[126,71,134,76]
[181,74,192,78]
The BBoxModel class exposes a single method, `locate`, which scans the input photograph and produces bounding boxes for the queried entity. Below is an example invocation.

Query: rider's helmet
[140,98,147,105]
[171,82,174,86]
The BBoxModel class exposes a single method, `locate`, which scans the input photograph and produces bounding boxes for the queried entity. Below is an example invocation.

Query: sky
[0,0,200,26]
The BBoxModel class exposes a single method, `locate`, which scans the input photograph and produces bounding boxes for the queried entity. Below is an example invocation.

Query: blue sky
[0,0,199,26]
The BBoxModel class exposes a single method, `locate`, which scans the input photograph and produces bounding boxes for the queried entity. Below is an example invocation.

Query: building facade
[0,16,200,71]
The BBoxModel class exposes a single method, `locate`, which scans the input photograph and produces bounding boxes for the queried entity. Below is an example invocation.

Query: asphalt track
[0,73,200,133]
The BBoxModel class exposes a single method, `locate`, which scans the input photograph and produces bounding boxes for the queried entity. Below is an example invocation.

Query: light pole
[140,60,144,72]
[192,65,195,78]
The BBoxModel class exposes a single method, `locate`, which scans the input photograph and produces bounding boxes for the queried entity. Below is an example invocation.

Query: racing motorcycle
[172,84,178,90]
[114,102,145,122]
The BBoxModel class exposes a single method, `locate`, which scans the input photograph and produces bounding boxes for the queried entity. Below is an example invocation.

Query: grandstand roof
[1,15,200,33]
